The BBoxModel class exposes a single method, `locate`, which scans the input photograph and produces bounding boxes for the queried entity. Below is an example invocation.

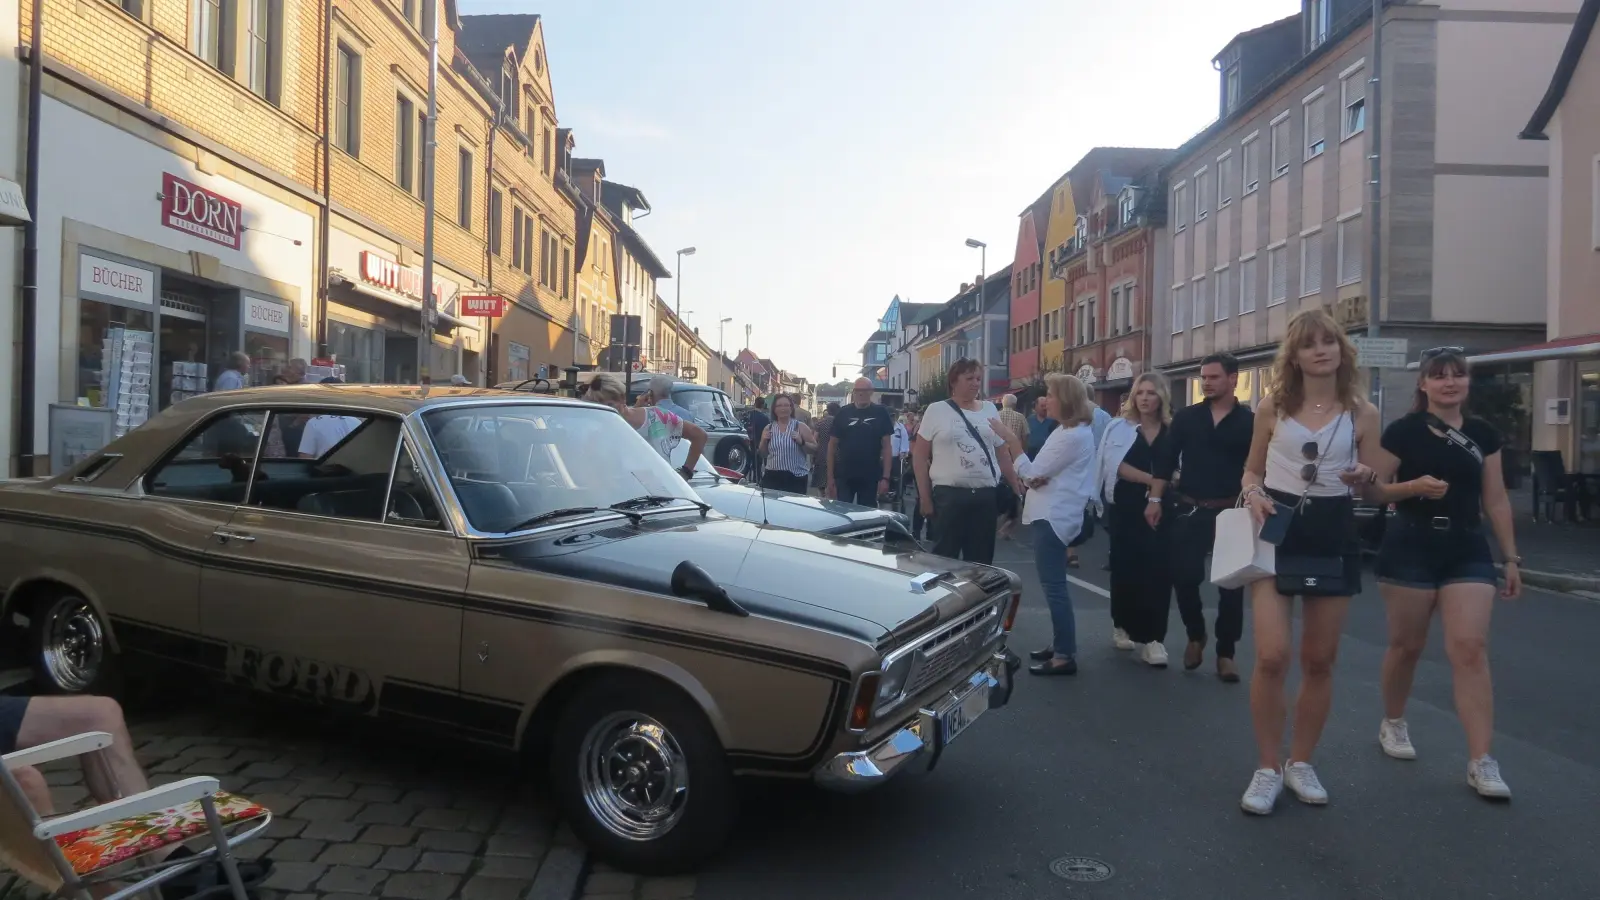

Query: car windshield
[422,403,703,533]
[671,387,738,429]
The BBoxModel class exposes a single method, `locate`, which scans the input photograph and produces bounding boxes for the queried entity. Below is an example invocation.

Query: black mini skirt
[1266,487,1364,598]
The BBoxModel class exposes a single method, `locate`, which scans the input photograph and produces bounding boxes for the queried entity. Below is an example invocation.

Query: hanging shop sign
[462,294,507,317]
[359,251,445,304]
[0,177,31,226]
[161,172,243,250]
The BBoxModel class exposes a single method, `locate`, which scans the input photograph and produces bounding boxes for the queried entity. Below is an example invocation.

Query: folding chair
[0,731,271,900]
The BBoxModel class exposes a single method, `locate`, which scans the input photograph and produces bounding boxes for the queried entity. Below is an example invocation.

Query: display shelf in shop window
[169,361,210,405]
[103,328,154,437]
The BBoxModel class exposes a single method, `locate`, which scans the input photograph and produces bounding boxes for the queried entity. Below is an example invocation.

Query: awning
[1404,333,1600,369]
[330,271,478,332]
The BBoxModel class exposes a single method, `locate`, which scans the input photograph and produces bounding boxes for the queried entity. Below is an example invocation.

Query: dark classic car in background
[0,386,1017,872]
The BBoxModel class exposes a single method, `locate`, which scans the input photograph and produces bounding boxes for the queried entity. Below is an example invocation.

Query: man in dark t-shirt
[744,397,770,479]
[828,379,894,507]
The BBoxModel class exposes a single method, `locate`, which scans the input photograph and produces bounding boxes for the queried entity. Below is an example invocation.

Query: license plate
[940,682,990,744]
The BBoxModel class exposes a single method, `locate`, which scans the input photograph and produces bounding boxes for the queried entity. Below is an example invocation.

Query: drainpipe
[17,0,43,476]
[315,0,331,358]
[483,110,497,385]
[1365,0,1384,413]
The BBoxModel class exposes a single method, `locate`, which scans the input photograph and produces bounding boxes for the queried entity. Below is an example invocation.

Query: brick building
[18,0,586,469]
[1007,194,1047,386]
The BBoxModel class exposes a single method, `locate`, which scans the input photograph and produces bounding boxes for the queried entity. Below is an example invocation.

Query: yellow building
[567,158,621,365]
[1039,178,1076,373]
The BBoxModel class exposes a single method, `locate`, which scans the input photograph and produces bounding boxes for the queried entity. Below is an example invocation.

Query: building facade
[1008,195,1047,385]
[1037,179,1073,376]
[1153,0,1569,442]
[601,182,670,372]
[1519,0,1600,474]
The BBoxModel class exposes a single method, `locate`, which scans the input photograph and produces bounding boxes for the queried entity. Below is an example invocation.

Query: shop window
[396,94,417,193]
[334,44,360,156]
[489,189,503,256]
[193,0,235,73]
[145,410,266,504]
[246,0,282,105]
[79,299,155,434]
[248,413,400,521]
[328,319,382,384]
[457,147,473,229]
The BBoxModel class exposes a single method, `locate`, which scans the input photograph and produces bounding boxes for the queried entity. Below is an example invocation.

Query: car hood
[690,478,895,535]
[474,514,1012,644]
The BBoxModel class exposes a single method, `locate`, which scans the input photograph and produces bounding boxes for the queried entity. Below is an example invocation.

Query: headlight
[873,653,916,714]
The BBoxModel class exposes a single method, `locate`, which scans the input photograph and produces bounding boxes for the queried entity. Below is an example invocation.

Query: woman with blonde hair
[584,372,709,478]
[1236,308,1381,815]
[990,373,1098,676]
[1094,372,1176,666]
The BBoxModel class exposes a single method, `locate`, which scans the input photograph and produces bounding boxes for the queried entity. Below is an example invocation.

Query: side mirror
[670,561,749,617]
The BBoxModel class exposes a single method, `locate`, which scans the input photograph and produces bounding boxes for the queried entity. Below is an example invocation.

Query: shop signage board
[161,173,243,250]
[1107,357,1135,381]
[0,176,31,225]
[462,294,506,317]
[79,253,155,306]
[1352,337,1410,369]
[243,296,290,333]
[358,251,445,303]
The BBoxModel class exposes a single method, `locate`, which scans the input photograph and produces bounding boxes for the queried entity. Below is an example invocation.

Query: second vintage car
[0,385,1018,873]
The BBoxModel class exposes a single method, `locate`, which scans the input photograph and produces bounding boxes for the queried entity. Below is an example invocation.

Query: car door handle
[212,529,257,545]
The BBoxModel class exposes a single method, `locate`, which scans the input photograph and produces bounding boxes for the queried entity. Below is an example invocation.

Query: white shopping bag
[1210,505,1276,589]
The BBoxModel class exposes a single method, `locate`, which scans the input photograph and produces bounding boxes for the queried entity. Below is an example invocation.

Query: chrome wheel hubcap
[42,599,104,692]
[725,445,746,472]
[578,712,689,841]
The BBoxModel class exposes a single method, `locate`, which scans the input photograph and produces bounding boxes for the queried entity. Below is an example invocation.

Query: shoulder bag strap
[946,399,999,480]
[1423,413,1484,465]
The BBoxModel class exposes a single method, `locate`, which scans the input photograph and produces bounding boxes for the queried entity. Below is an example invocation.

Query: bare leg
[17,696,149,802]
[9,764,55,815]
[1288,596,1352,764]
[1438,582,1497,759]
[1380,585,1437,718]
[1249,582,1293,770]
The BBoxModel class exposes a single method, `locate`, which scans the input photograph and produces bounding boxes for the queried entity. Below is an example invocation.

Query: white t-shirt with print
[918,400,1005,488]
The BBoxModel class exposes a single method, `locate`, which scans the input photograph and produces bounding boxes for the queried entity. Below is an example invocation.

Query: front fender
[537,648,731,747]
[2,570,122,654]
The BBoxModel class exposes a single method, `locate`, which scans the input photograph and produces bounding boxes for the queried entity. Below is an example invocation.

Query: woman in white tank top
[1234,309,1383,817]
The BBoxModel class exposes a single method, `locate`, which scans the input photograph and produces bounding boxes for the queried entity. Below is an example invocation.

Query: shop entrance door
[159,296,210,407]
[385,335,417,384]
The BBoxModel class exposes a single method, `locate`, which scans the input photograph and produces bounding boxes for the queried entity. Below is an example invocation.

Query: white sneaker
[1468,755,1512,800]
[1240,768,1283,815]
[1112,628,1135,651]
[1284,761,1329,805]
[1379,718,1417,760]
[1140,642,1169,667]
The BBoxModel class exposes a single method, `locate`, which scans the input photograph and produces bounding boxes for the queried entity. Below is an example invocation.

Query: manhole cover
[1050,856,1114,883]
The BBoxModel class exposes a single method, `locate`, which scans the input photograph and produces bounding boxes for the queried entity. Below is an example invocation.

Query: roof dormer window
[1118,188,1138,225]
[1074,215,1087,247]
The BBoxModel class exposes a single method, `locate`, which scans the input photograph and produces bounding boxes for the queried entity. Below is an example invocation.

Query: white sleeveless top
[1264,411,1356,497]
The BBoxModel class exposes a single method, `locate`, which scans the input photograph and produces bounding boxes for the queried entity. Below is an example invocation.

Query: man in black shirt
[744,397,770,479]
[828,378,894,507]
[1148,353,1256,681]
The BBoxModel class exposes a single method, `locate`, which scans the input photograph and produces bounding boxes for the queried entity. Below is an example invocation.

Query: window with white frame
[1214,267,1230,321]
[1225,63,1242,114]
[1192,278,1207,330]
[1268,245,1288,305]
[1119,189,1137,225]
[1109,286,1122,334]
[1194,168,1210,220]
[1173,182,1189,230]
[1076,302,1088,346]
[1120,284,1134,332]
[1304,90,1328,158]
[1088,297,1097,343]
[1075,216,1088,246]
[1242,134,1261,194]
[1172,284,1186,334]
[1337,214,1363,285]
[1239,257,1258,313]
[1308,0,1329,48]
[1301,231,1324,296]
[1218,153,1234,207]
[1271,115,1292,177]
[1341,64,1367,138]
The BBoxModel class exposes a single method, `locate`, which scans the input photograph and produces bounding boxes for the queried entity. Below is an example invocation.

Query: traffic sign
[1352,337,1410,369]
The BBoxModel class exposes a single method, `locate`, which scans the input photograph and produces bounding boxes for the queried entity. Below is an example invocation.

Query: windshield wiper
[611,495,711,514]
[503,506,643,533]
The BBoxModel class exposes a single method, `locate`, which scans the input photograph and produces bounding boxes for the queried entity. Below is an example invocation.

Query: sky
[460,0,1299,385]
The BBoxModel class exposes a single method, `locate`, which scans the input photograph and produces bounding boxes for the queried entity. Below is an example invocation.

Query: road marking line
[1068,575,1110,598]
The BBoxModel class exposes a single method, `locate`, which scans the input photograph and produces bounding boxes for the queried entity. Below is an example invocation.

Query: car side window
[145,410,268,504]
[386,442,445,529]
[246,411,402,522]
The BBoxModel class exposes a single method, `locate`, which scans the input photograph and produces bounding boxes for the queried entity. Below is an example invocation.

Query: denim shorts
[1376,519,1498,590]
[0,696,30,754]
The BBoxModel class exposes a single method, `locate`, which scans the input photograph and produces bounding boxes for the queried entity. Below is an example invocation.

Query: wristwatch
[1505,555,1523,565]
[1147,496,1163,504]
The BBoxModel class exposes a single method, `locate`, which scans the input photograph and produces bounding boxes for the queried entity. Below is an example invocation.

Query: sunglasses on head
[1420,346,1465,362]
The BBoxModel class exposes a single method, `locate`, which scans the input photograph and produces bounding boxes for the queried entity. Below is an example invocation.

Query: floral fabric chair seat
[52,791,267,875]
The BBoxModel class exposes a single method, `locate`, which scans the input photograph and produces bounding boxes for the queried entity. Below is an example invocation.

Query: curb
[1501,565,1600,595]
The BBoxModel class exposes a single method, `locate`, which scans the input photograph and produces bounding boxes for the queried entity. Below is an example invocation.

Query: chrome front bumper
[813,649,1019,793]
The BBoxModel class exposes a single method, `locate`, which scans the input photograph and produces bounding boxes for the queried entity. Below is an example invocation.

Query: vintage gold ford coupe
[0,385,1018,871]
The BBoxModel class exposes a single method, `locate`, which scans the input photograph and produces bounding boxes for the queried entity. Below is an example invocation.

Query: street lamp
[718,317,733,390]
[675,247,696,373]
[965,238,988,385]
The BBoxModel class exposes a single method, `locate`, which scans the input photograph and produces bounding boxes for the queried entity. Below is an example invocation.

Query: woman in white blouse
[990,373,1099,676]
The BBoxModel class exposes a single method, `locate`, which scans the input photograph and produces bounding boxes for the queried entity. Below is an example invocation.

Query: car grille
[903,600,1003,697]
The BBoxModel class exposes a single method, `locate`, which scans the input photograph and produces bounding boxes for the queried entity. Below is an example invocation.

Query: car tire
[549,673,736,874]
[27,591,114,695]
[714,438,748,475]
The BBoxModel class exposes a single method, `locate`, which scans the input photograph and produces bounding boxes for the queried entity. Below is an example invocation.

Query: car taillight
[714,466,744,481]
[1003,592,1021,632]
[848,673,881,731]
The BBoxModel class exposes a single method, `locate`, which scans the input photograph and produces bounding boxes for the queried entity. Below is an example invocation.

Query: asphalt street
[691,532,1600,900]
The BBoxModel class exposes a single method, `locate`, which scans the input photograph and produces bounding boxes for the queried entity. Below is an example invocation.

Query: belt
[1173,493,1234,510]
[1399,514,1478,531]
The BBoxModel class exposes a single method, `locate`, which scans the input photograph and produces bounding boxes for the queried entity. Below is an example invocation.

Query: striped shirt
[766,419,811,477]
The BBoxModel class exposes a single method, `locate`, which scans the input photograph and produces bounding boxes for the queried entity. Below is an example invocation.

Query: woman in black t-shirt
[1363,347,1522,801]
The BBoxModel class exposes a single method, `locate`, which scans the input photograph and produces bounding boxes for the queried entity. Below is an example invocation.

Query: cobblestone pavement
[22,690,585,900]
[576,865,696,900]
